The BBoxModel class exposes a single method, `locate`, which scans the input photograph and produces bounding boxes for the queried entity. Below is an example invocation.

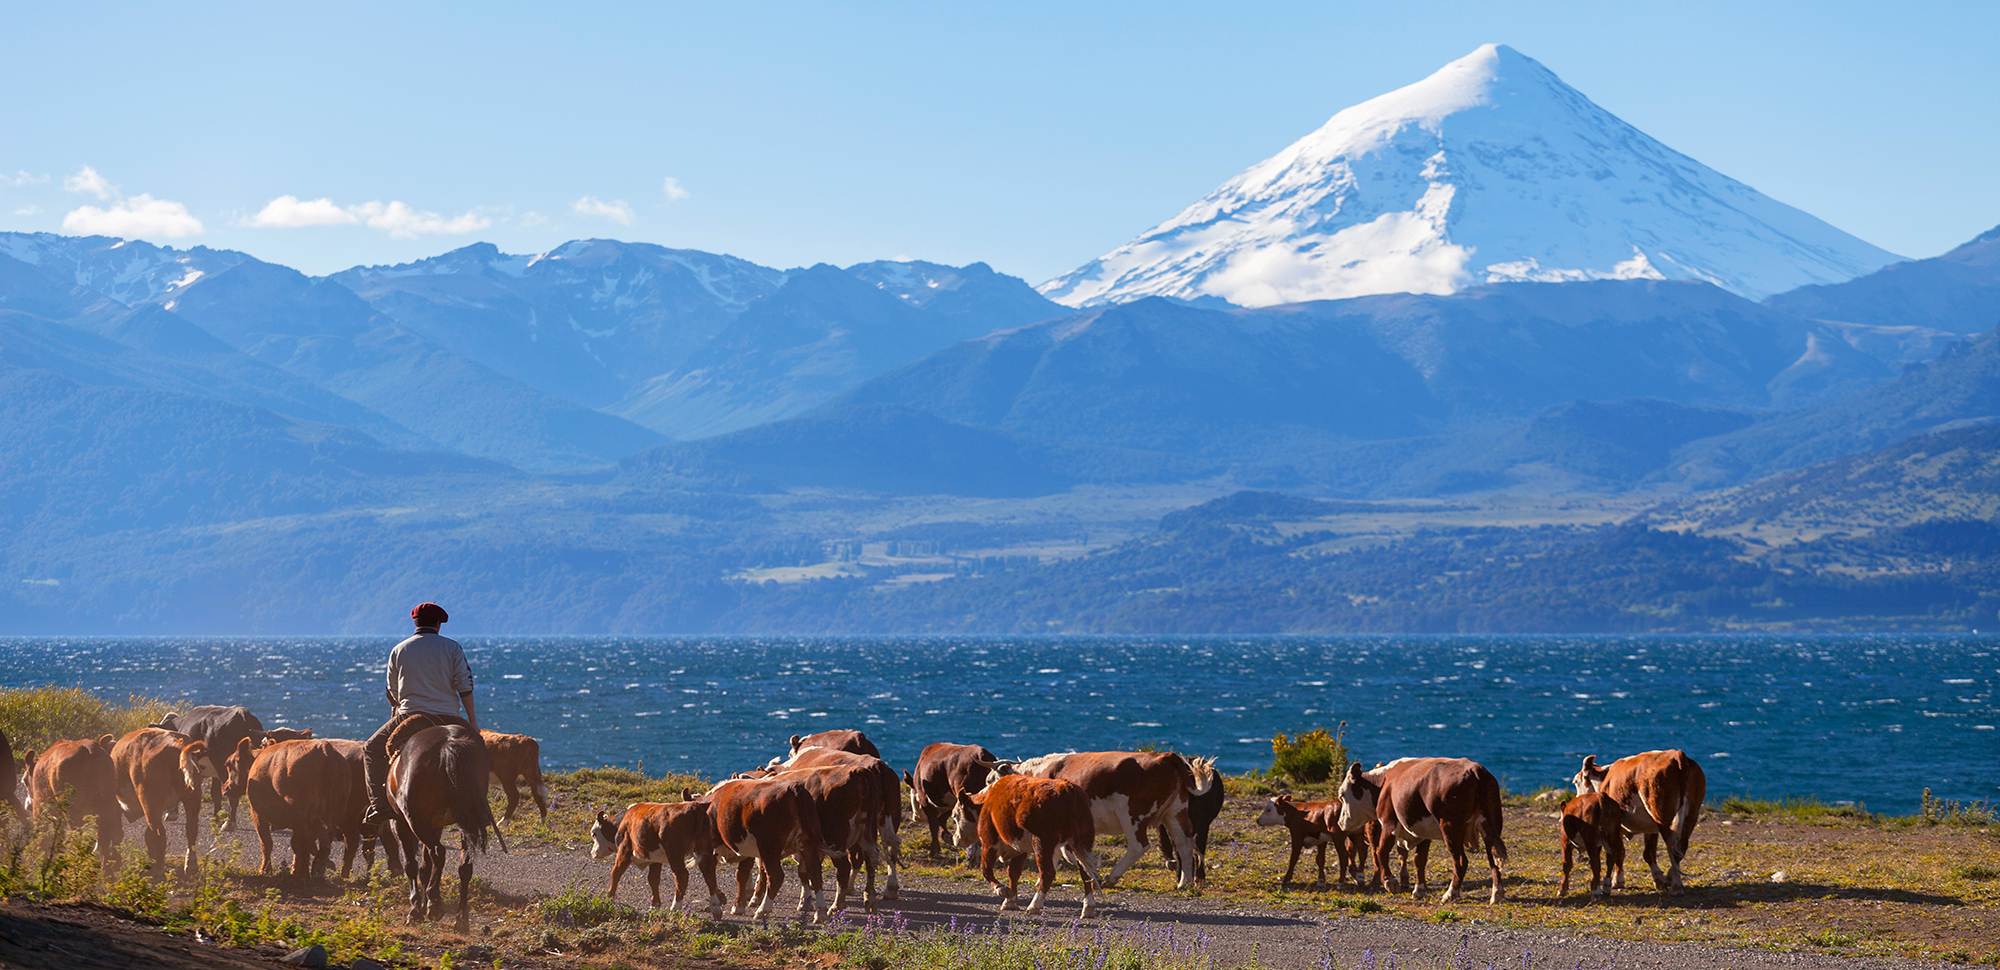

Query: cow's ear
[1345,762,1364,781]
[902,770,914,787]
[1580,755,1597,771]
[789,734,804,751]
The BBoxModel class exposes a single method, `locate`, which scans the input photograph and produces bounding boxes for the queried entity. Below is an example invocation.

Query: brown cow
[591,802,725,915]
[906,742,1000,863]
[111,728,216,880]
[1573,749,1705,890]
[224,738,350,878]
[1254,794,1370,889]
[781,745,903,900]
[1337,758,1507,904]
[767,762,883,914]
[23,735,122,871]
[1558,791,1626,899]
[788,730,880,759]
[0,728,24,818]
[701,775,826,922]
[948,774,1101,917]
[323,739,390,879]
[479,730,549,825]
[1002,750,1213,889]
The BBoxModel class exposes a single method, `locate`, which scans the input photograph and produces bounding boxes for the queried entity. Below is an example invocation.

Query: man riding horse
[361,602,478,828]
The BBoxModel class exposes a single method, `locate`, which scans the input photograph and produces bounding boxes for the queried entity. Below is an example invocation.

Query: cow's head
[1335,762,1380,831]
[262,727,314,745]
[222,737,256,801]
[589,810,621,860]
[180,740,217,794]
[945,789,987,850]
[1572,755,1607,796]
[149,713,180,732]
[681,787,697,803]
[1254,794,1294,828]
[976,758,1019,790]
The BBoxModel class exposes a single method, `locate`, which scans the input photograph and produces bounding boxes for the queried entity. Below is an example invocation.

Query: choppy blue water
[1,635,1993,813]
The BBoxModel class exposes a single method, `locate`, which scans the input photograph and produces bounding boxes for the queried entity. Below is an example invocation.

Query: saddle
[384,711,471,764]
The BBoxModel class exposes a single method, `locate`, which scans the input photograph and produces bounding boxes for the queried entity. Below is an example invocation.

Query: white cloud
[247,195,358,228]
[662,176,690,201]
[519,210,548,228]
[350,200,492,239]
[62,194,204,238]
[572,196,635,225]
[63,165,114,199]
[14,204,38,216]
[4,171,49,188]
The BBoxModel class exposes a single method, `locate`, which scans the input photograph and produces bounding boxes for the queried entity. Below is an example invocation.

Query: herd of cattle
[0,705,1711,929]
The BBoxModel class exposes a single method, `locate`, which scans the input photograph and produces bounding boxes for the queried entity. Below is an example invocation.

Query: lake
[1,634,1993,813]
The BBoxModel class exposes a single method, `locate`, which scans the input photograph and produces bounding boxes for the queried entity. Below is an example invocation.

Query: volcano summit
[1041,44,1901,308]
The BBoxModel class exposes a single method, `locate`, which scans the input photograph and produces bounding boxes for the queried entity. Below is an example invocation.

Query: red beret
[411,602,449,625]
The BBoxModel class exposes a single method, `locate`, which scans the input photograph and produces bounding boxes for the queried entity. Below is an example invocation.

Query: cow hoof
[999,897,1019,912]
[1488,889,1503,905]
[1081,901,1097,919]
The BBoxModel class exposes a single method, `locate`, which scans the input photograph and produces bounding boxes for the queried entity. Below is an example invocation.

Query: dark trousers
[364,710,472,807]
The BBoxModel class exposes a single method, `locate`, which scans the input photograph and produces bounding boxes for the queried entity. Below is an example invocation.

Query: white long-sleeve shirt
[387,630,475,717]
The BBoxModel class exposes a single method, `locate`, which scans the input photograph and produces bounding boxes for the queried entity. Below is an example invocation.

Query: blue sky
[4,1,1994,280]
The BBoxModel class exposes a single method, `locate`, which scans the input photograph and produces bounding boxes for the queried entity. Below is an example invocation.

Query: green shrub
[1270,725,1348,784]
[1921,788,1998,826]
[0,686,181,751]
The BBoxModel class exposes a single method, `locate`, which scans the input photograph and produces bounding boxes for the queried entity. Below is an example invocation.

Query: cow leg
[1059,843,1100,918]
[1024,837,1055,915]
[697,851,727,919]
[179,787,202,880]
[799,849,825,924]
[139,795,168,880]
[665,858,690,910]
[1313,841,1329,888]
[733,859,755,915]
[1282,838,1304,888]
[1101,811,1149,889]
[607,848,632,902]
[818,846,846,916]
[877,816,900,900]
[647,863,664,908]
[753,850,785,921]
[1558,833,1575,898]
[1606,829,1626,894]
[980,837,1003,896]
[1587,837,1606,898]
[1001,851,1027,912]
[529,774,550,825]
[1642,833,1667,890]
[1436,821,1468,904]
[1411,840,1431,899]
[1164,807,1198,890]
[1371,826,1399,894]
[337,822,359,880]
[499,776,524,825]
[257,816,275,875]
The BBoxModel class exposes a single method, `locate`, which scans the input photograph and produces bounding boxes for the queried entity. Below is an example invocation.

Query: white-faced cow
[906,742,1002,863]
[1254,794,1369,889]
[1337,758,1507,904]
[1572,749,1705,891]
[948,774,1101,918]
[999,750,1214,889]
[150,705,267,831]
[788,730,880,759]
[591,801,725,916]
[778,746,902,903]
[1558,791,1625,899]
[700,776,826,922]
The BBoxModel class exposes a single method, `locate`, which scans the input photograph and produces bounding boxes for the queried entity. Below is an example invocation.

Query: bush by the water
[0,686,180,751]
[1270,726,1348,784]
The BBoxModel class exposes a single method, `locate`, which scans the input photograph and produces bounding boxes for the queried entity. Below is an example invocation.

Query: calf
[224,738,350,879]
[789,730,880,759]
[1558,791,1625,899]
[702,776,826,922]
[24,735,123,871]
[479,730,550,825]
[1004,750,1213,889]
[1573,750,1705,891]
[780,746,902,902]
[1159,755,1224,880]
[151,705,265,831]
[948,774,1100,918]
[906,742,1001,863]
[1253,794,1359,888]
[591,802,724,915]
[111,728,216,880]
[1337,758,1507,904]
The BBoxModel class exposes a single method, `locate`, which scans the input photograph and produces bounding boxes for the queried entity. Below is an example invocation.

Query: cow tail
[1673,753,1706,860]
[179,741,209,797]
[524,737,549,808]
[1185,755,1218,797]
[443,734,503,854]
[1481,768,1508,864]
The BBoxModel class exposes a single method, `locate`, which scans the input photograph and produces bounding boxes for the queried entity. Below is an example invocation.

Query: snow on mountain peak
[1040,44,1902,308]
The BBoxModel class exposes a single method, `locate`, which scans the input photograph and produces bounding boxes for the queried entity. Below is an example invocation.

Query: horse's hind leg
[455,834,474,933]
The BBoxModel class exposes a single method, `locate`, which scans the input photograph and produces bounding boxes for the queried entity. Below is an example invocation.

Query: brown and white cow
[479,730,550,825]
[701,775,827,922]
[111,728,216,880]
[1253,794,1369,889]
[1337,758,1507,904]
[591,801,725,916]
[777,746,902,903]
[1159,755,1226,881]
[907,742,1002,864]
[224,738,352,879]
[948,774,1101,918]
[1557,791,1625,899]
[23,734,123,871]
[999,750,1214,889]
[772,762,885,914]
[788,730,881,759]
[1572,749,1705,891]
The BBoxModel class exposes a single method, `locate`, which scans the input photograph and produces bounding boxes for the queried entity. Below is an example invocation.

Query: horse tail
[442,728,503,854]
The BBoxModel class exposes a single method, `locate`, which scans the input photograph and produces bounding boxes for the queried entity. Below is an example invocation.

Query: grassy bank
[0,685,182,752]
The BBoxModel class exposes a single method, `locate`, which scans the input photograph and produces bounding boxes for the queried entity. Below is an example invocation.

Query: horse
[384,724,506,931]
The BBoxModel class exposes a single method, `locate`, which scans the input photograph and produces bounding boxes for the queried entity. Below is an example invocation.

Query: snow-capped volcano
[1041,44,1902,308]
